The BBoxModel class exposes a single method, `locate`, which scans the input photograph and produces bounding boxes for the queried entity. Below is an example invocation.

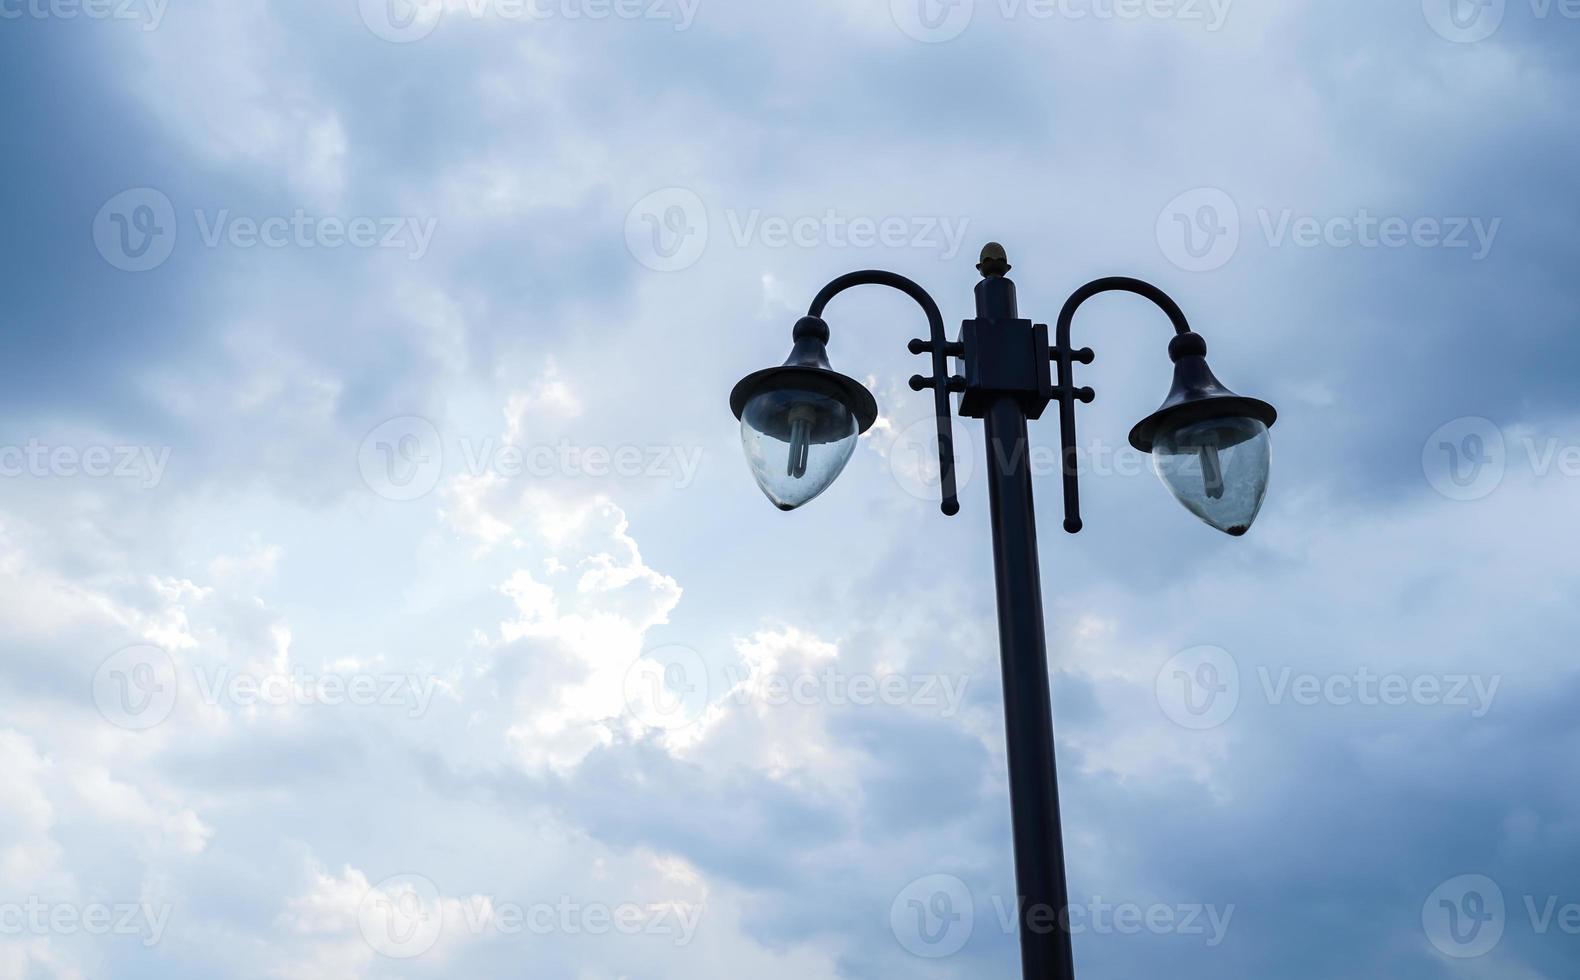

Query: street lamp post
[729,244,1277,980]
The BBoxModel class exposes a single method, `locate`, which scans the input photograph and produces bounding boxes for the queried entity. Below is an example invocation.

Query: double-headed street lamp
[729,244,1277,980]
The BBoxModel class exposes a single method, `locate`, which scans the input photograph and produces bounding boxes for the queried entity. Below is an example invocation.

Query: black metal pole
[976,273,1077,980]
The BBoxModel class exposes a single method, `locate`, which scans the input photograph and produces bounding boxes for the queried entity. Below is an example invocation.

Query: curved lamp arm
[1054,276,1192,347]
[808,271,962,516]
[1051,277,1193,534]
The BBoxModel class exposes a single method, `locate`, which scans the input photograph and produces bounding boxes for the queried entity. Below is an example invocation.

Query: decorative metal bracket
[1051,277,1193,533]
[796,265,1263,531]
[807,271,963,516]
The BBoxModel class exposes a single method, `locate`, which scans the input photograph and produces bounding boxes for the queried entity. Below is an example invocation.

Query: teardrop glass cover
[741,388,859,511]
[1151,416,1270,536]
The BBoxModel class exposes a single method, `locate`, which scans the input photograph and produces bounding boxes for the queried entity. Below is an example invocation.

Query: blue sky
[1,1,1578,977]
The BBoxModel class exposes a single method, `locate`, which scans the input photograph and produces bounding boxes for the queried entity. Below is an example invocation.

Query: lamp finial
[977,242,1011,278]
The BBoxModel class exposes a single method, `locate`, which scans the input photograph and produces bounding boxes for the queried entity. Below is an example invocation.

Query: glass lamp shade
[740,388,860,510]
[1129,331,1277,536]
[1151,416,1270,536]
[731,316,878,512]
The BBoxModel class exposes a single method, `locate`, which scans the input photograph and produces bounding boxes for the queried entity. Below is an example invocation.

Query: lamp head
[730,316,878,511]
[1129,332,1277,536]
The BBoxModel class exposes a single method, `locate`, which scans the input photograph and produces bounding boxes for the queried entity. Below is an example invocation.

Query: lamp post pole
[730,242,1277,980]
[974,267,1078,980]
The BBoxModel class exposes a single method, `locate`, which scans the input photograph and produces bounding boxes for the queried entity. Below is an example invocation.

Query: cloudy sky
[1,0,1578,977]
